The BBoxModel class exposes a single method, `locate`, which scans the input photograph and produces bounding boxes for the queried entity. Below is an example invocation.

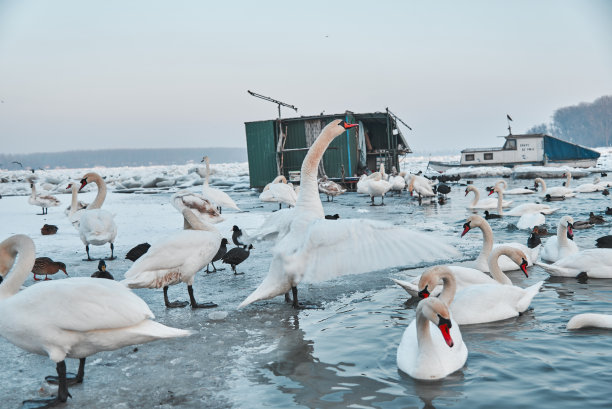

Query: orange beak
[438,317,454,348]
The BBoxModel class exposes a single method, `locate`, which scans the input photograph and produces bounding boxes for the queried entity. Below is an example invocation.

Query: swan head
[560,216,574,239]
[417,265,453,299]
[220,238,228,246]
[79,172,100,191]
[337,120,359,131]
[461,214,485,237]
[201,156,210,164]
[492,246,528,277]
[417,297,454,348]
[464,185,476,196]
[488,186,502,196]
[232,225,241,233]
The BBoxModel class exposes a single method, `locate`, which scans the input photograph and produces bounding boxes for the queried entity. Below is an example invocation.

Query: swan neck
[437,270,456,305]
[557,222,569,246]
[415,306,433,348]
[182,208,216,233]
[205,159,210,187]
[497,190,503,215]
[565,173,571,187]
[478,220,494,258]
[0,235,35,300]
[88,175,107,209]
[488,247,513,285]
[471,188,479,207]
[296,124,340,213]
[70,185,79,216]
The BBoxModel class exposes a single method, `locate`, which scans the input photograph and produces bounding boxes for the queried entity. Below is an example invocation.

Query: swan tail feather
[517,281,543,312]
[391,278,419,298]
[131,320,194,339]
[535,261,570,276]
[238,267,292,308]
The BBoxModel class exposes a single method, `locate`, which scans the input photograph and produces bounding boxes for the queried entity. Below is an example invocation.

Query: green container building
[244,110,412,189]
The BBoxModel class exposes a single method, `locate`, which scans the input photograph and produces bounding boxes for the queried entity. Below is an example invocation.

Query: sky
[1,0,611,155]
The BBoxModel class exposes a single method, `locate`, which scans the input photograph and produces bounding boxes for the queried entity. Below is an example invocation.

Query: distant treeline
[0,147,247,170]
[527,95,612,147]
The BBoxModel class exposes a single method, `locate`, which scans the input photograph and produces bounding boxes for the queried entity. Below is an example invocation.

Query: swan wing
[268,183,297,206]
[244,208,295,243]
[79,209,117,242]
[516,212,546,230]
[504,188,535,195]
[298,219,461,283]
[8,278,154,332]
[536,249,612,278]
[202,186,240,211]
[123,230,220,287]
[451,281,542,325]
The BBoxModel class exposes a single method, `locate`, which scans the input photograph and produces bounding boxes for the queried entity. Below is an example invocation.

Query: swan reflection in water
[246,312,405,408]
[399,370,465,409]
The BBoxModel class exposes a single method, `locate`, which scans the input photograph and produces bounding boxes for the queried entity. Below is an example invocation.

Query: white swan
[461,214,539,272]
[122,203,221,308]
[28,181,60,215]
[171,189,224,229]
[540,216,578,263]
[418,254,543,325]
[78,172,118,260]
[65,181,88,229]
[200,156,240,213]
[238,120,460,309]
[492,186,557,216]
[392,245,528,299]
[494,180,534,195]
[534,177,575,198]
[516,212,546,230]
[388,169,407,194]
[260,175,297,208]
[356,174,370,194]
[366,171,392,205]
[64,182,89,217]
[465,185,511,209]
[397,295,467,380]
[574,177,606,193]
[0,234,192,407]
[567,313,612,330]
[535,248,612,278]
[408,175,435,202]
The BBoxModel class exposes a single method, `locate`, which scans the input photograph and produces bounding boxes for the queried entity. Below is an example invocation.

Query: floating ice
[209,311,229,320]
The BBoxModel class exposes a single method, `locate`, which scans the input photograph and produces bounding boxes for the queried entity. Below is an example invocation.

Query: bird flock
[2,119,612,408]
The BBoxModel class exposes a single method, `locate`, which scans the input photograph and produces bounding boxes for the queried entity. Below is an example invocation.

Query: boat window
[484,153,493,160]
[503,138,517,150]
[465,154,475,161]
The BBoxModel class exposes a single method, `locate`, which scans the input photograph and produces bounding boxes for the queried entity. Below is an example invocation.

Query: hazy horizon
[1,0,611,155]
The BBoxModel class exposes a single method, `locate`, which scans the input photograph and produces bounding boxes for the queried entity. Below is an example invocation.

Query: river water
[1,174,611,408]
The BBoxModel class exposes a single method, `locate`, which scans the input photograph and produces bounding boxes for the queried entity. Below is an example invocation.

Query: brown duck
[41,224,58,235]
[32,257,68,281]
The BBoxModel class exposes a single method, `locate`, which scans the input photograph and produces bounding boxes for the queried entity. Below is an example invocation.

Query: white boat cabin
[460,135,541,166]
[459,133,599,168]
